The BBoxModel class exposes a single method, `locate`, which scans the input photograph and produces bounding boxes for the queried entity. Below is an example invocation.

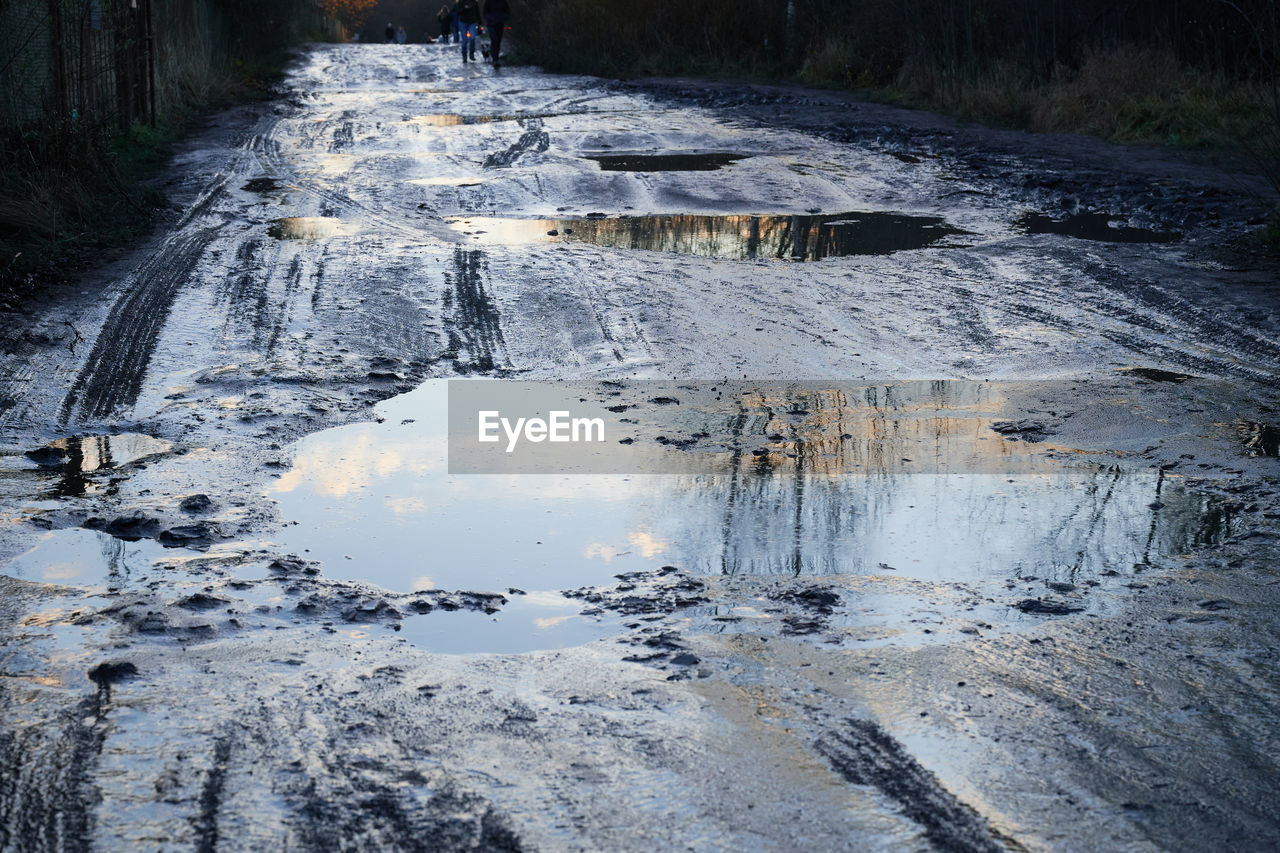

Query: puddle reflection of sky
[269,380,1230,596]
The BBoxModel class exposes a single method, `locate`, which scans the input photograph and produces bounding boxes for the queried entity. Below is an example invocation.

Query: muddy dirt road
[1,44,1279,851]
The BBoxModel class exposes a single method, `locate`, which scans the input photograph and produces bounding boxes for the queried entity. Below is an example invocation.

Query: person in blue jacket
[456,0,482,62]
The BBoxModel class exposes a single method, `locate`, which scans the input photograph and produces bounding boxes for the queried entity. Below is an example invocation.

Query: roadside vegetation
[509,0,1280,238]
[0,0,334,299]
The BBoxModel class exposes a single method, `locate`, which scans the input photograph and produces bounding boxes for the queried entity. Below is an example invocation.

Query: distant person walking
[384,22,395,43]
[483,0,510,67]
[457,0,482,62]
[396,25,407,44]
[437,4,453,43]
[451,2,462,43]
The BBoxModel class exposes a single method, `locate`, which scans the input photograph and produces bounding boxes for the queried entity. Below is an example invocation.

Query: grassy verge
[0,119,163,304]
[506,0,1280,243]
[511,35,1274,154]
[0,8,329,302]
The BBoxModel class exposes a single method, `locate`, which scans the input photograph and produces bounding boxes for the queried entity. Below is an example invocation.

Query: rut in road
[443,248,508,372]
[483,118,550,169]
[0,679,116,852]
[57,133,255,424]
[817,718,1016,853]
[60,224,220,424]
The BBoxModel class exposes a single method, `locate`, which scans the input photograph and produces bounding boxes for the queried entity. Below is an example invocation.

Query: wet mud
[242,178,284,193]
[267,217,360,240]
[586,152,746,171]
[1018,211,1180,243]
[1241,421,1280,457]
[0,43,1278,852]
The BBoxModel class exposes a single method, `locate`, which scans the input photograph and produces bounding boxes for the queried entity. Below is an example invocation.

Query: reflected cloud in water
[269,381,1232,595]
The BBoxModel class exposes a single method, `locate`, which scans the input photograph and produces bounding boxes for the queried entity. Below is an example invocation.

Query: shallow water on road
[448,211,967,259]
[269,381,1231,603]
[1018,212,1180,243]
[2,528,170,587]
[585,153,746,171]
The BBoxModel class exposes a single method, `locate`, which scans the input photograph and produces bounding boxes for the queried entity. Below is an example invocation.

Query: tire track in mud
[220,236,278,352]
[192,694,525,852]
[266,253,306,353]
[0,679,118,851]
[567,255,659,367]
[483,119,550,169]
[442,248,508,373]
[909,247,1280,379]
[309,245,332,310]
[192,734,232,853]
[60,224,222,423]
[57,131,265,423]
[215,235,300,355]
[1020,251,1280,377]
[816,718,1014,853]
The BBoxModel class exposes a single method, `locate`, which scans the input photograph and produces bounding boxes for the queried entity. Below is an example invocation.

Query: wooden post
[49,0,68,118]
[145,0,155,127]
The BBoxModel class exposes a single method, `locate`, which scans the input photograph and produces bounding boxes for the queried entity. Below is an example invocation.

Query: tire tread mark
[816,718,1017,853]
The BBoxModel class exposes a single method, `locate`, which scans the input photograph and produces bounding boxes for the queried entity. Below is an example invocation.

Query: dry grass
[511,0,1275,157]
[1030,48,1263,146]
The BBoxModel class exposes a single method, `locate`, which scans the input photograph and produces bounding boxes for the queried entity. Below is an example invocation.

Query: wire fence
[1,0,155,131]
[1,0,337,133]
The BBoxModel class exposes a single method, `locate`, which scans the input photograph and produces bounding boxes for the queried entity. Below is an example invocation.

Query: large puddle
[586,153,746,172]
[267,380,1232,649]
[268,217,361,240]
[1018,212,1179,243]
[448,211,967,259]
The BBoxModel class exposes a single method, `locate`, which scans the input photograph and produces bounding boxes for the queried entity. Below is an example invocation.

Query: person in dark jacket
[483,0,510,67]
[456,0,482,62]
[437,4,452,42]
[384,22,395,43]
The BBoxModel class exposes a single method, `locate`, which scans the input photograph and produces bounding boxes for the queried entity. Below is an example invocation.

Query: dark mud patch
[80,513,222,549]
[242,178,283,193]
[449,211,967,259]
[990,419,1051,442]
[88,661,140,701]
[768,586,844,635]
[1240,421,1280,457]
[1121,367,1195,383]
[1018,212,1179,243]
[566,565,709,617]
[586,153,745,172]
[267,217,359,240]
[482,120,550,169]
[1013,598,1084,615]
[180,494,214,514]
